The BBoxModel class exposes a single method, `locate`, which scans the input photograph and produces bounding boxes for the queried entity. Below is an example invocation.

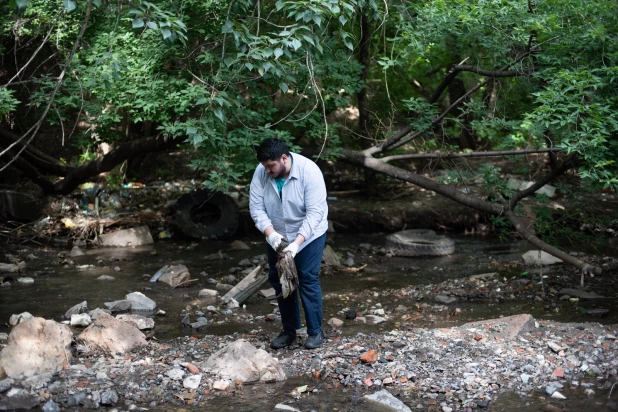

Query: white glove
[283,242,299,258]
[267,231,283,250]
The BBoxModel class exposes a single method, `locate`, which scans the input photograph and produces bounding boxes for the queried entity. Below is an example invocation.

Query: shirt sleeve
[249,166,272,234]
[298,163,327,241]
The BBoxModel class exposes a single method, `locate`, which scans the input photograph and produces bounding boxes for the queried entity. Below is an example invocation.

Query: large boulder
[97,226,154,247]
[0,317,73,379]
[200,339,286,383]
[78,312,146,354]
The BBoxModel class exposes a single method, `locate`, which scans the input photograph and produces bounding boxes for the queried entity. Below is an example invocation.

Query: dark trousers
[267,233,326,336]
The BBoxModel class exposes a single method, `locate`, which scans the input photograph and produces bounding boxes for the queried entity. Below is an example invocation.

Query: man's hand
[267,231,283,250]
[283,242,299,258]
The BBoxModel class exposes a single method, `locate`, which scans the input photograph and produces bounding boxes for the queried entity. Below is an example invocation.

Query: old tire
[385,229,455,257]
[174,189,239,240]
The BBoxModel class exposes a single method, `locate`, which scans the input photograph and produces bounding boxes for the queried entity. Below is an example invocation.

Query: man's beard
[272,160,286,178]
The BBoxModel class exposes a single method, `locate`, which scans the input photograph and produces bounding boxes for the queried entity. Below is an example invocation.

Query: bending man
[249,138,328,350]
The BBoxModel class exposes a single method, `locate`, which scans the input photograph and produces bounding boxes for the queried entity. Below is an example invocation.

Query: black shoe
[270,329,297,349]
[304,331,324,349]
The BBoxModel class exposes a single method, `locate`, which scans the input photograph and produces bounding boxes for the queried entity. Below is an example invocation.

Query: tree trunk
[357,12,379,197]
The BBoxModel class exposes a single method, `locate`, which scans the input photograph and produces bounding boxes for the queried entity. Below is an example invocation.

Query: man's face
[261,154,288,178]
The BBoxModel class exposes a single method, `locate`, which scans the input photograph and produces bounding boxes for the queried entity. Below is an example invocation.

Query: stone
[328,318,344,328]
[23,372,53,390]
[191,318,209,329]
[65,301,88,318]
[78,312,147,354]
[100,389,119,405]
[199,289,219,300]
[88,308,111,319]
[360,350,378,363]
[520,374,531,384]
[364,389,412,412]
[216,283,234,292]
[559,288,608,299]
[200,339,286,382]
[469,273,498,281]
[275,404,301,412]
[126,291,156,311]
[435,295,457,304]
[104,300,131,312]
[213,380,230,391]
[187,363,199,374]
[97,275,116,281]
[183,374,201,389]
[17,277,34,284]
[156,264,191,288]
[116,314,155,330]
[366,315,386,325]
[259,288,276,300]
[551,391,566,399]
[522,250,563,265]
[230,240,250,250]
[322,245,342,267]
[9,312,33,326]
[0,333,7,342]
[70,246,85,257]
[460,314,536,340]
[0,263,20,273]
[548,341,568,353]
[0,378,13,393]
[97,226,154,247]
[42,400,61,412]
[166,368,185,380]
[0,317,73,379]
[70,313,92,327]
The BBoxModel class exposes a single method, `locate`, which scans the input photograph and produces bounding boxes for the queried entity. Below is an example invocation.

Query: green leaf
[132,18,145,29]
[214,108,225,122]
[161,28,172,40]
[93,0,102,8]
[279,82,288,93]
[196,98,207,105]
[274,48,283,59]
[245,62,254,71]
[63,0,76,13]
[291,39,302,51]
[104,80,112,90]
[146,21,158,29]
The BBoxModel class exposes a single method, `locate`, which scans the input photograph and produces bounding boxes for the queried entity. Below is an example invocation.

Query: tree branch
[508,153,576,209]
[380,148,563,163]
[51,134,184,195]
[505,210,601,275]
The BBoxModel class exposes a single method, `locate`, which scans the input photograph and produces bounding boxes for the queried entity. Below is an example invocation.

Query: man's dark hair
[256,138,291,162]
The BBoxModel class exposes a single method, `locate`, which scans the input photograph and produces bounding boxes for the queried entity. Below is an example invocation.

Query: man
[249,138,329,350]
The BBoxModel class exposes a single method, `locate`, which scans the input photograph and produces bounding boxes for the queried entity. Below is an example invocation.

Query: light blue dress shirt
[249,152,328,253]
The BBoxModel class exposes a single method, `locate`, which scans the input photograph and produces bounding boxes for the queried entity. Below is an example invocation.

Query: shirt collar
[287,153,299,180]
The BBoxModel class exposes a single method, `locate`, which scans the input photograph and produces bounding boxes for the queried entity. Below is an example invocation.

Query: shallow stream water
[1,233,617,411]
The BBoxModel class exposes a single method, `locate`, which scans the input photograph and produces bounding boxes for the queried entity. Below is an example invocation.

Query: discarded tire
[174,189,239,240]
[385,229,455,257]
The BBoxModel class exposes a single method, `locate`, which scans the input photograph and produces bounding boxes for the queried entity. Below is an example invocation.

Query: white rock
[365,315,386,325]
[0,317,73,379]
[213,380,230,391]
[522,250,563,265]
[551,391,566,399]
[364,389,412,412]
[116,314,155,330]
[9,312,34,326]
[97,226,154,247]
[275,404,301,411]
[200,339,285,382]
[183,374,201,389]
[166,368,185,380]
[70,313,92,327]
[17,277,34,284]
[125,292,156,311]
[78,312,146,354]
[70,246,85,257]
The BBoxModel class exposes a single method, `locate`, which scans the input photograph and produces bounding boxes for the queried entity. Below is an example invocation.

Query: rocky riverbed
[1,313,618,411]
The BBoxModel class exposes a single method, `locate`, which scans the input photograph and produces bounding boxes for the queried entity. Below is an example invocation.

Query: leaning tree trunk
[339,148,602,275]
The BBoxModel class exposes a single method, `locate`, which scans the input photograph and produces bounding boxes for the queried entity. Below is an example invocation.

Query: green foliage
[0,89,20,120]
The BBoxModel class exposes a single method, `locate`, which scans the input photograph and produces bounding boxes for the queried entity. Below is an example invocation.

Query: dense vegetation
[1,0,617,273]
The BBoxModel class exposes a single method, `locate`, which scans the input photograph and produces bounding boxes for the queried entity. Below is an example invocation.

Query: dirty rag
[275,241,298,299]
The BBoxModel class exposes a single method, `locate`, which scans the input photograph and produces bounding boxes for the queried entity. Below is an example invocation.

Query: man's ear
[281,154,289,163]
